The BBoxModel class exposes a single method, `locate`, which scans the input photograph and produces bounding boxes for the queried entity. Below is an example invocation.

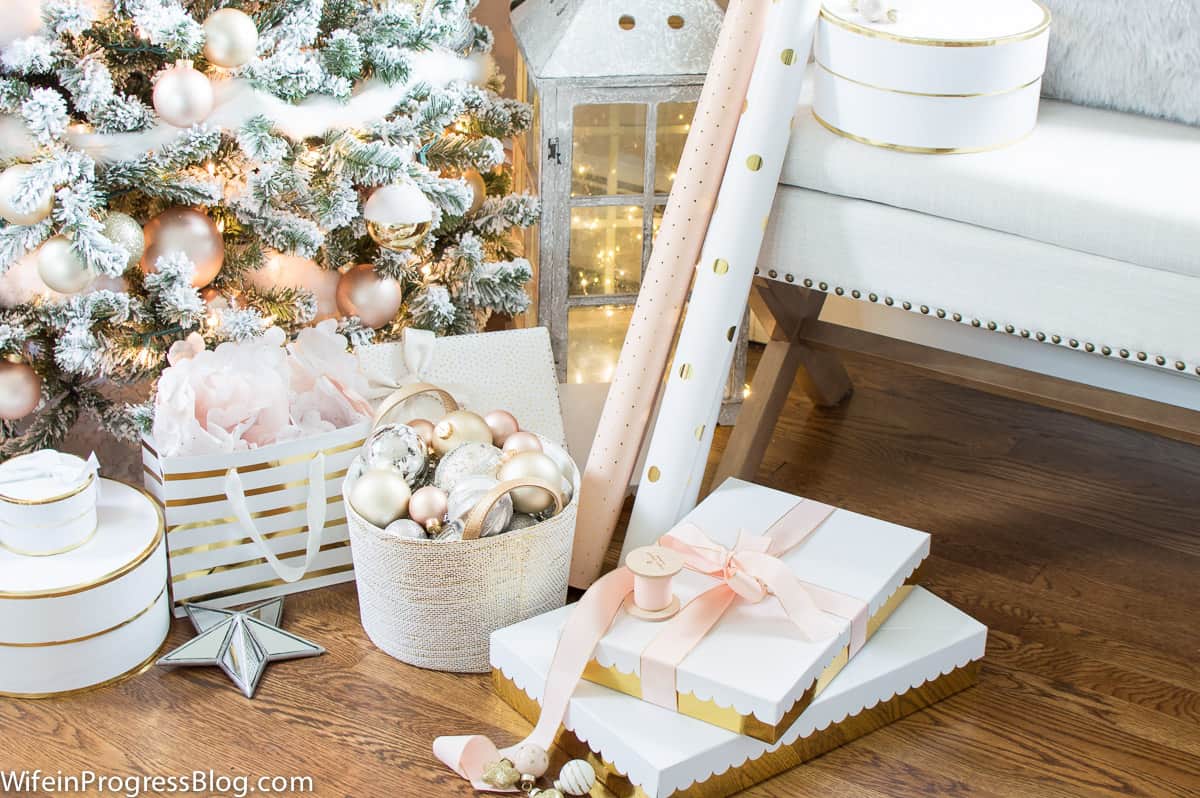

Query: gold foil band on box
[172,561,355,607]
[582,585,916,744]
[812,110,1033,155]
[142,438,364,482]
[0,519,100,557]
[815,60,1042,98]
[0,481,165,601]
[0,585,167,647]
[494,660,981,798]
[819,2,1050,47]
[0,640,168,700]
[0,472,95,506]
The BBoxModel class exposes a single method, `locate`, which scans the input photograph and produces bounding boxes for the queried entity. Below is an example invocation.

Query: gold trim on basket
[0,481,165,600]
[172,562,354,606]
[0,473,95,506]
[581,585,915,743]
[815,60,1042,98]
[0,585,167,647]
[819,2,1050,47]
[170,540,352,583]
[162,468,349,507]
[493,661,981,798]
[0,519,99,557]
[0,640,168,700]
[145,438,365,482]
[812,110,1033,154]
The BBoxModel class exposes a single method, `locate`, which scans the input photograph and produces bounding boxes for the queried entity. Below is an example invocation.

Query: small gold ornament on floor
[554,759,597,796]
[0,164,53,226]
[0,356,41,420]
[152,60,214,127]
[203,8,258,68]
[481,758,521,790]
[363,183,433,251]
[36,236,95,294]
[530,789,564,798]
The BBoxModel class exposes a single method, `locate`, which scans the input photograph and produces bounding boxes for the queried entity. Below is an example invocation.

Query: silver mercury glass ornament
[362,423,428,486]
[433,442,503,492]
[447,475,512,538]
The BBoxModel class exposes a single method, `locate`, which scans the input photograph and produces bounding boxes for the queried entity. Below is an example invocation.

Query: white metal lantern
[511,0,746,418]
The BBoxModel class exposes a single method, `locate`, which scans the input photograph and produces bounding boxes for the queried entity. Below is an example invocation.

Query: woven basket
[345,386,579,673]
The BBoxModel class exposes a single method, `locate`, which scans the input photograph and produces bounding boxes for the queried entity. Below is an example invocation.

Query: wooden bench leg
[713,281,852,485]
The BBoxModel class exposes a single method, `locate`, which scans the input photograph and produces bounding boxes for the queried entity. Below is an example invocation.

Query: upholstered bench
[716,72,1200,482]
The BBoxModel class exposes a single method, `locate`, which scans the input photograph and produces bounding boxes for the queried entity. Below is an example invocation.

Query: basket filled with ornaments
[343,383,579,673]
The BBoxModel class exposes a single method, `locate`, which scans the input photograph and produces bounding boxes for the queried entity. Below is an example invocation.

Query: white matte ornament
[153,60,214,127]
[36,237,95,294]
[554,760,597,796]
[0,164,53,226]
[349,468,412,528]
[203,8,259,69]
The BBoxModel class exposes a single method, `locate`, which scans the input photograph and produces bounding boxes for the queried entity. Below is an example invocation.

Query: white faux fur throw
[1039,0,1200,127]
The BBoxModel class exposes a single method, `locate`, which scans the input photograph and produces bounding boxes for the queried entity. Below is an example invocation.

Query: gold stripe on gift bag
[169,517,349,557]
[166,495,345,534]
[162,469,350,508]
[582,584,917,744]
[170,540,352,583]
[174,562,355,607]
[493,659,981,798]
[143,439,364,482]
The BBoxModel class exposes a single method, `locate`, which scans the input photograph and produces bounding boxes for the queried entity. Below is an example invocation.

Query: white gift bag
[142,421,369,616]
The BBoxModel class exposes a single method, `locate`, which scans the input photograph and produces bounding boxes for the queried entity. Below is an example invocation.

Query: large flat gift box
[493,587,986,798]
[581,479,930,743]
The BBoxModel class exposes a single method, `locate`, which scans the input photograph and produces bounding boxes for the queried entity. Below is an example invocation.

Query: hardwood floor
[3,349,1198,797]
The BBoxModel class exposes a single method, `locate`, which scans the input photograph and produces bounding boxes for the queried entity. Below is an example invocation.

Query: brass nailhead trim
[952,313,962,322]
[804,278,813,287]
[754,267,761,274]
[1020,329,1030,338]
[869,293,878,302]
[768,269,778,278]
[1052,335,1062,344]
[1137,352,1147,361]
[1004,324,1015,334]
[971,319,982,328]
[987,321,998,331]
[819,281,828,290]
[1176,361,1186,371]
[1084,343,1095,353]
[785,273,794,283]
[1036,332,1045,341]
[1120,349,1130,358]
[936,309,946,318]
[885,297,895,306]
[902,301,912,310]
[1069,339,1079,348]
[1155,355,1166,366]
[851,289,861,298]
[920,305,929,314]
[1101,346,1111,356]
[835,287,844,295]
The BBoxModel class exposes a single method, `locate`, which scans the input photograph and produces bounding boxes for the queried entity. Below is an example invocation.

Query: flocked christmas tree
[0,0,538,456]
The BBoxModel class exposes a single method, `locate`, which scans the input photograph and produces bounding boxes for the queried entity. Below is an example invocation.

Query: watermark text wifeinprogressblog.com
[0,769,314,798]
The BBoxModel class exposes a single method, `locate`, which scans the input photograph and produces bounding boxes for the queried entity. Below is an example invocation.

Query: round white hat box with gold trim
[813,0,1051,152]
[0,480,168,698]
[0,451,99,556]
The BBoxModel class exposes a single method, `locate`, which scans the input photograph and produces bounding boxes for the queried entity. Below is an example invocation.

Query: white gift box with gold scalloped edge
[0,480,168,698]
[493,587,986,798]
[813,0,1050,152]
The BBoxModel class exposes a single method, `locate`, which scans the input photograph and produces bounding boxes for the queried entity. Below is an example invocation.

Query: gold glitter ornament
[481,759,521,790]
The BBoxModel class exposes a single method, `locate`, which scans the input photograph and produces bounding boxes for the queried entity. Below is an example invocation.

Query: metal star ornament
[157,597,324,698]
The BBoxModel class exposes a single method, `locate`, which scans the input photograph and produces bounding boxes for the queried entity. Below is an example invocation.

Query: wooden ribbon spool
[461,477,565,541]
[624,545,685,621]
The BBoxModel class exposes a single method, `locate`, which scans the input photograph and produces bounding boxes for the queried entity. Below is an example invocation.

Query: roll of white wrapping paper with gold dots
[621,0,824,560]
[570,0,770,589]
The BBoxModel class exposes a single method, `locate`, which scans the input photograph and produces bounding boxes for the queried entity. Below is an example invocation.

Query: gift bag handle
[224,453,328,584]
[372,382,460,428]
[461,477,564,541]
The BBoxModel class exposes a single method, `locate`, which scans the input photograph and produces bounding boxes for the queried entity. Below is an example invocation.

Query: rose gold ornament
[335,263,403,329]
[483,409,519,447]
[250,252,340,321]
[431,409,493,456]
[502,430,543,457]
[408,485,449,531]
[0,358,41,420]
[408,418,436,449]
[152,60,214,127]
[141,207,225,288]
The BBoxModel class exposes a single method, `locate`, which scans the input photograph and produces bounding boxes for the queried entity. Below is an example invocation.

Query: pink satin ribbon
[433,499,867,790]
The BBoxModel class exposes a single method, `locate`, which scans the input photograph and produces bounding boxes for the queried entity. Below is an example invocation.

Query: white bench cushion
[780,74,1200,280]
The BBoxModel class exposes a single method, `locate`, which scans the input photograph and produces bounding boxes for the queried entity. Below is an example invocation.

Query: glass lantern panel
[654,101,697,195]
[567,304,634,384]
[569,206,644,297]
[571,104,646,197]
